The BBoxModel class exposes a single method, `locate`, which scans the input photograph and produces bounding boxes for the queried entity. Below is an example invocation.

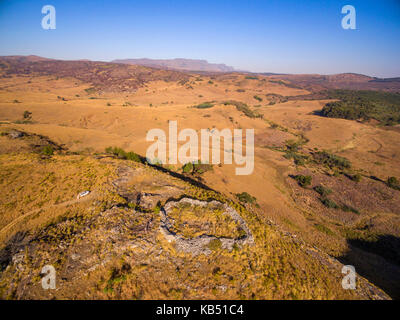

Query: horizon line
[2,54,400,79]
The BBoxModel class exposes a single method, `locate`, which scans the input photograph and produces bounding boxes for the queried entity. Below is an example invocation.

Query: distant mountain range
[265,73,400,92]
[112,58,235,73]
[1,55,399,92]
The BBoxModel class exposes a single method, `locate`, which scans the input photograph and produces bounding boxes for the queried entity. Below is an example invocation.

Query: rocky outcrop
[160,198,254,255]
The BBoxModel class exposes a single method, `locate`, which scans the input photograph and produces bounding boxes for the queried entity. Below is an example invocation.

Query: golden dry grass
[0,72,398,299]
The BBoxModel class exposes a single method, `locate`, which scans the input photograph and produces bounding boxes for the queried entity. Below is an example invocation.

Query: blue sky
[0,0,399,77]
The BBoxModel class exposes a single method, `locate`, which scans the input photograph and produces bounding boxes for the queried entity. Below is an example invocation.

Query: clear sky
[0,0,399,77]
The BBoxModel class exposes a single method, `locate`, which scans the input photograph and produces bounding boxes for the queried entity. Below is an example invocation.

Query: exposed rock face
[160,198,254,255]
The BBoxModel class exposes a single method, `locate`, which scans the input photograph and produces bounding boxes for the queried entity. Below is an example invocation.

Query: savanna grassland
[0,56,399,299]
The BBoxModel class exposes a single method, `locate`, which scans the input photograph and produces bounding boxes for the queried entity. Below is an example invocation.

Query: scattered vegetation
[182,161,213,175]
[320,197,339,209]
[41,145,54,156]
[319,197,359,214]
[192,102,215,109]
[105,147,142,163]
[235,192,257,205]
[293,175,312,188]
[341,204,360,214]
[347,173,362,183]
[387,176,400,190]
[282,138,309,166]
[313,185,332,197]
[312,151,351,170]
[23,110,32,120]
[223,101,263,119]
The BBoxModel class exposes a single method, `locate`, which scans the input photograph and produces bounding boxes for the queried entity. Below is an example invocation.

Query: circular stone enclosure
[159,198,254,255]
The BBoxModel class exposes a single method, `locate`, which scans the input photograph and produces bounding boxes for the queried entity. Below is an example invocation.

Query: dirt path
[0,192,96,240]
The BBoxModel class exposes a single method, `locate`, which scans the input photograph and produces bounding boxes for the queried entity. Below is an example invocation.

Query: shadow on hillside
[310,109,324,116]
[147,162,216,192]
[338,234,400,299]
[0,231,30,272]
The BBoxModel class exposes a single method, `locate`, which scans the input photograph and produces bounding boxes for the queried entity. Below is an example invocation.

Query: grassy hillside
[0,128,388,300]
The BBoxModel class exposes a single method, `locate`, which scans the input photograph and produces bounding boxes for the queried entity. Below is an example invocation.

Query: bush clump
[182,162,194,173]
[293,175,312,188]
[312,151,351,170]
[223,101,263,119]
[347,173,362,182]
[182,161,213,175]
[235,192,257,205]
[387,177,400,190]
[314,185,333,197]
[105,147,142,163]
[341,204,360,214]
[42,145,54,156]
[23,110,32,119]
[320,197,339,209]
[192,102,214,109]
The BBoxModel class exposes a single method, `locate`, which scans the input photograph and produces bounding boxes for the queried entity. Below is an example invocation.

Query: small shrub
[193,162,213,174]
[387,177,400,190]
[235,192,257,205]
[182,162,194,173]
[23,110,32,119]
[105,147,142,163]
[153,201,161,214]
[284,152,308,166]
[293,175,312,188]
[42,145,54,156]
[192,102,214,109]
[320,197,339,209]
[312,151,351,170]
[125,151,141,162]
[223,101,263,119]
[348,173,362,182]
[253,95,263,102]
[314,185,333,197]
[341,204,360,214]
